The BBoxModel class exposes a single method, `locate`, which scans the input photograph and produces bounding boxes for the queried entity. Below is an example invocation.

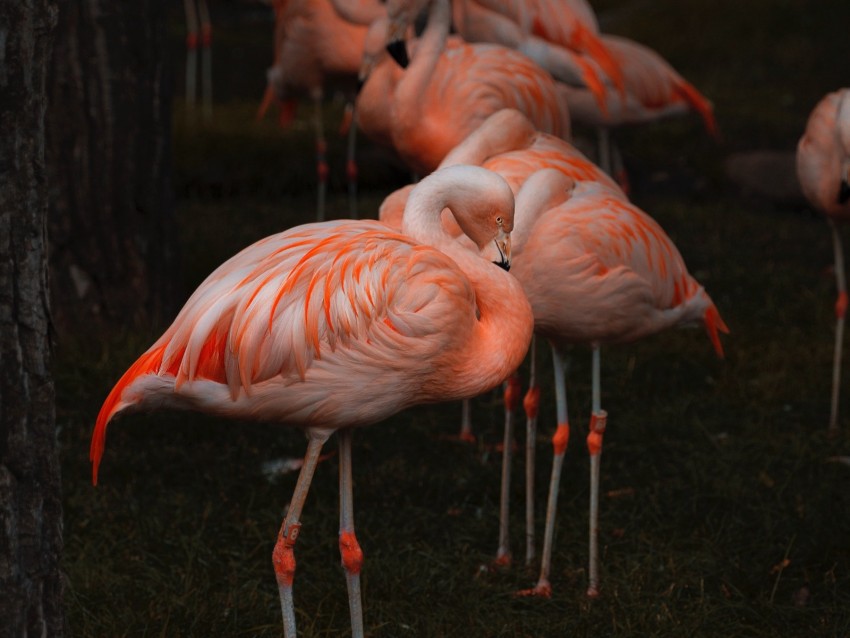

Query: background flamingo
[561,33,718,186]
[184,0,213,122]
[90,165,534,638]
[355,0,571,176]
[796,88,850,433]
[258,0,385,219]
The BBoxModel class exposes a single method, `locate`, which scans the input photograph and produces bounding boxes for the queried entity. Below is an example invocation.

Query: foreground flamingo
[796,88,850,433]
[90,165,534,638]
[356,0,571,176]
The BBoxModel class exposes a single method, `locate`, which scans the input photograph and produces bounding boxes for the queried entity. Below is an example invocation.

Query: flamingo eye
[496,216,503,225]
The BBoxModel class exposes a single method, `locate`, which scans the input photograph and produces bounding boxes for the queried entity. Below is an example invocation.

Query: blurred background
[51,0,850,635]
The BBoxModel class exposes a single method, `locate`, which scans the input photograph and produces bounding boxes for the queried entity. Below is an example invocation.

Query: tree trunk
[48,0,179,339]
[0,1,65,635]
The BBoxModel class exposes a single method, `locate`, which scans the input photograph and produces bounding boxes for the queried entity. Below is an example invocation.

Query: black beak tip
[493,260,511,272]
[386,39,410,68]
[839,180,850,205]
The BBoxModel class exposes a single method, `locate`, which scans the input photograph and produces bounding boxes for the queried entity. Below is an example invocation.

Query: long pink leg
[524,337,541,566]
[198,0,213,121]
[586,346,608,598]
[338,429,365,637]
[518,345,568,597]
[458,399,474,442]
[183,0,199,122]
[829,219,846,433]
[273,429,331,637]
[494,373,522,567]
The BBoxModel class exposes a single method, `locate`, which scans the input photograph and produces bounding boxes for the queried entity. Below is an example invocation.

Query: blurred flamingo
[796,88,850,433]
[561,34,718,187]
[259,0,385,219]
[183,0,213,122]
[90,165,534,638]
[355,0,571,176]
[449,0,625,108]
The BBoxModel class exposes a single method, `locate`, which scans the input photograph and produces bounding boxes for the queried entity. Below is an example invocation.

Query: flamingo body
[796,88,850,432]
[357,0,570,175]
[90,165,535,637]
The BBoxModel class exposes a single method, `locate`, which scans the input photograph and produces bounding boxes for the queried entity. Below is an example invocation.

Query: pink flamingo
[796,88,850,433]
[381,109,624,565]
[507,168,727,597]
[184,0,213,122]
[449,0,625,108]
[90,165,534,638]
[387,109,728,592]
[561,33,718,184]
[355,0,571,176]
[258,0,386,220]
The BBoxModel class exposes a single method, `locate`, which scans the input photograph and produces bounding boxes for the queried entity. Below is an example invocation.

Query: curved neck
[327,0,385,25]
[512,169,574,252]
[439,109,538,168]
[395,0,450,113]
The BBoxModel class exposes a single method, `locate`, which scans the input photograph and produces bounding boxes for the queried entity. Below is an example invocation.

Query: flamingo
[796,88,850,433]
[381,109,624,565]
[508,168,727,597]
[183,0,213,122]
[90,165,534,638]
[259,0,386,220]
[560,33,718,185]
[449,0,625,108]
[384,110,728,593]
[355,0,571,177]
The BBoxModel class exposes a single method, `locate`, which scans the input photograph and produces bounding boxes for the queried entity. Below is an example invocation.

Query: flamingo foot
[515,579,552,598]
[586,584,601,599]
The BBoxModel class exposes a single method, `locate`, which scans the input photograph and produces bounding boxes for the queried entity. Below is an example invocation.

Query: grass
[60,0,850,635]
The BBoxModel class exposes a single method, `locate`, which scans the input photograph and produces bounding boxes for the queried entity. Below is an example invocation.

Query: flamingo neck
[395,0,450,113]
[327,0,385,25]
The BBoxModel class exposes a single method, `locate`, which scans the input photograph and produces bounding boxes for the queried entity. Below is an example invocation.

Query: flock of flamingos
[93,0,850,635]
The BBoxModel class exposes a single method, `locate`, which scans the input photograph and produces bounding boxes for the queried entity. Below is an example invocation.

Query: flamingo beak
[493,231,511,272]
[386,38,409,68]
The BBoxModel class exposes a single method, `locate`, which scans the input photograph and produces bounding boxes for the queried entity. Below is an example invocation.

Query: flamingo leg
[458,399,474,442]
[345,102,359,219]
[586,346,608,598]
[524,337,541,566]
[183,0,199,122]
[829,219,846,433]
[495,373,521,567]
[273,430,331,638]
[313,91,328,222]
[519,345,569,597]
[338,429,365,638]
[198,0,213,122]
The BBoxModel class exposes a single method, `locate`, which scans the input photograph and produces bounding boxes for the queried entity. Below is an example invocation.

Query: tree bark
[0,1,65,635]
[48,0,179,339]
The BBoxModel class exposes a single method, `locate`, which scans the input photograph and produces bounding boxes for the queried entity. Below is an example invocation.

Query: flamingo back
[796,88,850,219]
[512,182,728,353]
[91,221,487,483]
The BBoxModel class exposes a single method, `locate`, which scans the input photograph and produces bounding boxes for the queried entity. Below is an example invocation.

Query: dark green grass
[60,0,850,636]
